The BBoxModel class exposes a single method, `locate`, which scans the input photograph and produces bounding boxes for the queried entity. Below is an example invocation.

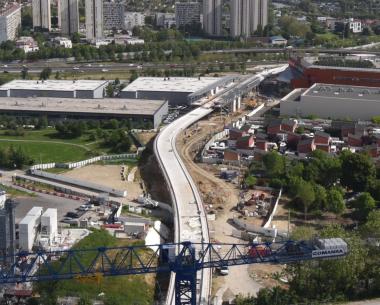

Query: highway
[1,44,379,74]
[154,64,287,305]
[0,60,285,74]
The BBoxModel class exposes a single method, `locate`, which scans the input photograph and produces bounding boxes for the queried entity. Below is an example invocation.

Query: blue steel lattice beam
[0,240,348,305]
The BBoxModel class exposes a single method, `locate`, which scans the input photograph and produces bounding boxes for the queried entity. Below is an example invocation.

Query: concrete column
[232,98,237,112]
[237,96,241,109]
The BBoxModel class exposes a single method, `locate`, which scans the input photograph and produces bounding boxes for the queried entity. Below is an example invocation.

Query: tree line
[246,149,379,221]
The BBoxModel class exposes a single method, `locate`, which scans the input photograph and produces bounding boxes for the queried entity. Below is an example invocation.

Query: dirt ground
[62,164,143,201]
[176,111,285,298]
[134,132,157,146]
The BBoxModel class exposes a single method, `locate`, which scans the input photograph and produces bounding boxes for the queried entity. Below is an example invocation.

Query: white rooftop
[304,83,380,102]
[20,213,40,225]
[122,77,221,93]
[0,80,108,92]
[0,97,166,115]
[26,206,43,216]
[42,208,57,217]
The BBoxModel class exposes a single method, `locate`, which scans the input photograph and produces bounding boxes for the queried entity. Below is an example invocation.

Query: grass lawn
[0,129,92,145]
[0,128,117,163]
[0,141,90,163]
[36,230,156,305]
[0,183,35,197]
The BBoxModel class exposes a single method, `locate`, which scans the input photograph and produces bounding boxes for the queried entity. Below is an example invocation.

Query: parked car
[217,266,229,275]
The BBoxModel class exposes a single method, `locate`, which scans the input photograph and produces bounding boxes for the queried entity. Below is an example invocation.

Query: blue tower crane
[0,238,348,305]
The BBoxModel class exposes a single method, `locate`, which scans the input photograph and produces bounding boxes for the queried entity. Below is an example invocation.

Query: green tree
[296,180,315,220]
[262,151,284,178]
[21,67,28,79]
[39,67,52,80]
[361,210,380,238]
[291,226,316,241]
[71,32,81,43]
[326,188,345,215]
[371,116,380,124]
[287,225,367,301]
[352,192,376,221]
[36,116,48,129]
[244,175,257,188]
[340,151,376,192]
[130,70,138,83]
[106,83,115,97]
[312,184,327,210]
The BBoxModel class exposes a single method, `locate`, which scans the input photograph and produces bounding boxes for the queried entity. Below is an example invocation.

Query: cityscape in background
[0,0,379,305]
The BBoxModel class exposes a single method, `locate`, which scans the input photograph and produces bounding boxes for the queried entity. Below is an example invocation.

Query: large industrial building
[120,76,230,105]
[289,56,380,88]
[280,83,380,120]
[0,80,108,99]
[0,2,21,43]
[0,96,168,128]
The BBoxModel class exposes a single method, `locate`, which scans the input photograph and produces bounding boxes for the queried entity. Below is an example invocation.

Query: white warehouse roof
[0,80,108,91]
[122,77,221,93]
[304,83,380,102]
[0,97,166,116]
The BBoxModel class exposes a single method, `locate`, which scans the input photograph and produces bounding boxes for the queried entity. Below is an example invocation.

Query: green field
[0,128,112,163]
[0,141,90,163]
[36,230,155,305]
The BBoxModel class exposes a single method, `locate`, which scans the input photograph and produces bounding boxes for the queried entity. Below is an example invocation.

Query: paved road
[0,60,285,74]
[154,65,287,305]
[155,106,213,305]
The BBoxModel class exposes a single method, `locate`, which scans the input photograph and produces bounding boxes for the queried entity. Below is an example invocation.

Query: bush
[269,178,284,189]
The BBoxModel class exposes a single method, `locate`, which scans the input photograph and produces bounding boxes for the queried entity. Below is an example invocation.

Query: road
[154,65,287,305]
[0,60,286,74]
[203,47,380,55]
[155,106,213,305]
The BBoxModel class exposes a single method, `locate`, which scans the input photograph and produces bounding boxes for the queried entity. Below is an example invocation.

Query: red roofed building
[314,131,331,152]
[229,127,246,140]
[236,135,255,149]
[297,138,316,154]
[348,133,363,147]
[267,119,297,135]
[289,56,380,89]
[224,149,240,161]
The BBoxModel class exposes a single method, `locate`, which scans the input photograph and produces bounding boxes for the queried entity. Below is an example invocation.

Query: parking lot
[14,193,84,223]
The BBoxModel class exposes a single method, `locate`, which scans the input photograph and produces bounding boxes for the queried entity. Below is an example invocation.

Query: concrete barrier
[263,188,282,229]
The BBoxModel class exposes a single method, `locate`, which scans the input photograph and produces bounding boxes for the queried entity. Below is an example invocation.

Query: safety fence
[30,152,141,171]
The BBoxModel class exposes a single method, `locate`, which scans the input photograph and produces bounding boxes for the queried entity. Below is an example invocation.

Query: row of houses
[204,117,380,164]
